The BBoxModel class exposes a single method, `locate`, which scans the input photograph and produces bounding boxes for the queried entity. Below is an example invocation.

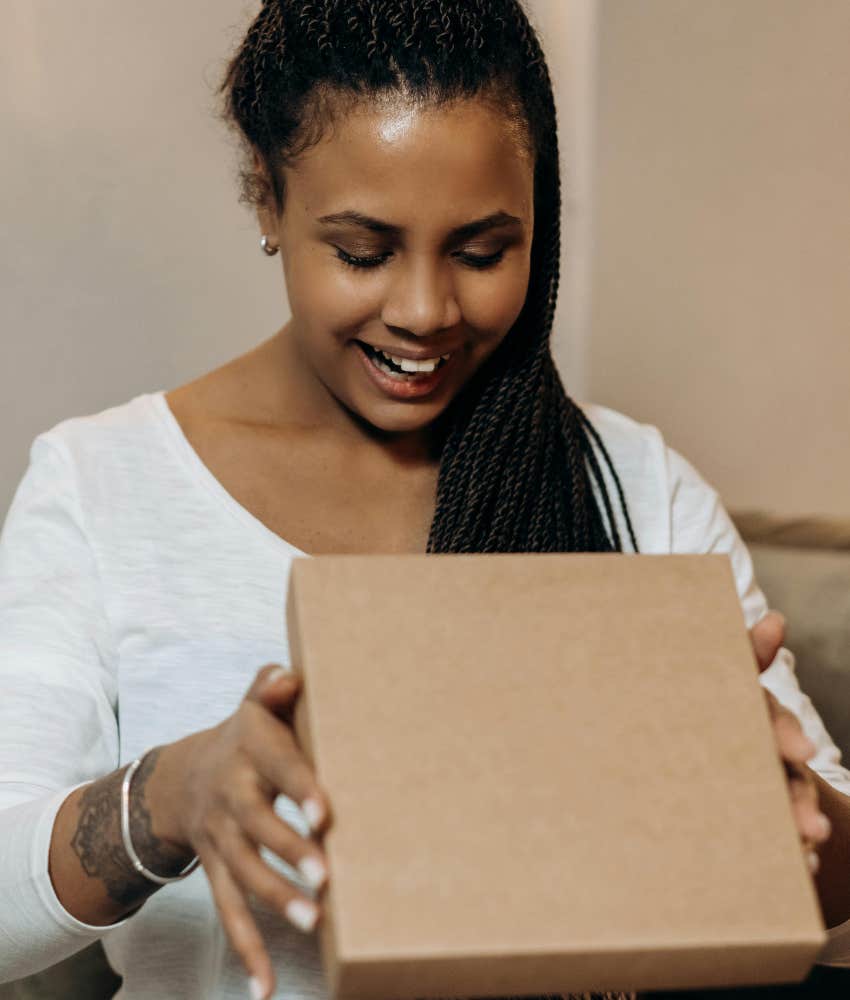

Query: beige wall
[534,0,597,404]
[2,1,283,516]
[0,0,578,517]
[588,0,850,518]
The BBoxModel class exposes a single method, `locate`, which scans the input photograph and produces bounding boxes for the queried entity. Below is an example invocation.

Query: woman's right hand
[150,663,331,1000]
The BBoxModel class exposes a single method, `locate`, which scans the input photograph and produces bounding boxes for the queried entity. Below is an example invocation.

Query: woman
[0,2,848,999]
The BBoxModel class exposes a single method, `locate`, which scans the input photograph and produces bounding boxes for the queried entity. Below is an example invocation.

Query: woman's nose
[380,257,461,337]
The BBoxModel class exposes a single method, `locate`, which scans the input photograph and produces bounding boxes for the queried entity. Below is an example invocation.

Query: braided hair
[219,0,640,556]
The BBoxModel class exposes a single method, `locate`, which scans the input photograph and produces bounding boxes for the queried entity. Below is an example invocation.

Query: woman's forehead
[283,94,534,225]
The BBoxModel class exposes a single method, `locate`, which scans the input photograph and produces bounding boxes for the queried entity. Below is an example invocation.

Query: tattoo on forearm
[71,748,190,908]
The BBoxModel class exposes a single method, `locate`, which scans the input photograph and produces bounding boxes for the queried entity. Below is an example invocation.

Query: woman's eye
[334,247,506,271]
[456,249,506,270]
[335,248,391,270]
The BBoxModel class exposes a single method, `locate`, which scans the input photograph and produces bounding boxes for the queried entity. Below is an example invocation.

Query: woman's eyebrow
[316,210,523,238]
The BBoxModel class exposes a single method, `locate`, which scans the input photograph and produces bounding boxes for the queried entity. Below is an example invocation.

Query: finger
[209,815,321,934]
[246,664,303,732]
[242,711,332,836]
[244,663,301,712]
[787,771,831,846]
[751,610,786,673]
[771,703,818,764]
[200,844,275,1000]
[225,783,329,894]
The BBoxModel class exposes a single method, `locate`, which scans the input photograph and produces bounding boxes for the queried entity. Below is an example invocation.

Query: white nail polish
[264,666,288,689]
[286,898,319,933]
[816,813,832,839]
[298,855,327,890]
[248,975,266,1000]
[302,797,324,833]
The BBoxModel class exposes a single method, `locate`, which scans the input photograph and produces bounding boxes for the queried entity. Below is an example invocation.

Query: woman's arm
[752,612,850,929]
[811,772,850,928]
[0,434,128,980]
[48,744,195,926]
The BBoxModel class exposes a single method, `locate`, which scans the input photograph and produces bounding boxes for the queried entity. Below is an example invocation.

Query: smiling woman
[215,0,639,555]
[2,2,850,1000]
[246,96,537,426]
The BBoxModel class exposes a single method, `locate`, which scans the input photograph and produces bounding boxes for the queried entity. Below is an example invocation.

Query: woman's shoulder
[3,393,179,585]
[574,399,731,555]
[23,391,175,517]
[576,399,669,484]
[578,398,721,498]
[33,391,167,470]
[38,390,160,447]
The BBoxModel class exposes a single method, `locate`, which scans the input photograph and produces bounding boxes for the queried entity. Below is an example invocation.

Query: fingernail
[286,898,319,933]
[816,813,832,839]
[302,797,324,833]
[807,850,820,875]
[248,976,267,1000]
[298,855,327,890]
[264,666,289,690]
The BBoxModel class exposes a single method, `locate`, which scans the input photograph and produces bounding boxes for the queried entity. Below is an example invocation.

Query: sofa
[2,511,849,998]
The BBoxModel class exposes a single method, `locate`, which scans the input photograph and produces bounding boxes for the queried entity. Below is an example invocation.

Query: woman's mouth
[354,340,453,400]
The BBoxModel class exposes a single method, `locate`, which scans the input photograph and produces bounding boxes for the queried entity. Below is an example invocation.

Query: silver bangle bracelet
[120,748,201,886]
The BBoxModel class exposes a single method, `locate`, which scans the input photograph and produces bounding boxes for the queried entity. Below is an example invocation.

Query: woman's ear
[252,149,280,242]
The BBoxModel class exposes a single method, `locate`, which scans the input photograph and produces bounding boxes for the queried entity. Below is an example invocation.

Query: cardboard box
[285,554,826,998]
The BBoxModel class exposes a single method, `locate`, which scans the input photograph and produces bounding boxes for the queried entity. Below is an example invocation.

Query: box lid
[286,554,826,998]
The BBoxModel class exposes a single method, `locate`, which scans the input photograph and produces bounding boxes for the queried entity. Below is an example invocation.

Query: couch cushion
[0,942,119,1000]
[733,511,850,550]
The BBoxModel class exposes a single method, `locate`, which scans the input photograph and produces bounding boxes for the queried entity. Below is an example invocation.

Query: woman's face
[262,93,535,440]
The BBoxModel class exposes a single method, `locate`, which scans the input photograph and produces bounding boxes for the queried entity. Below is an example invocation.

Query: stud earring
[260,235,279,257]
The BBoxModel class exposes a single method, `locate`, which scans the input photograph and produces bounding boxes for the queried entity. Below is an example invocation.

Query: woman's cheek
[461,259,531,337]
[287,255,381,331]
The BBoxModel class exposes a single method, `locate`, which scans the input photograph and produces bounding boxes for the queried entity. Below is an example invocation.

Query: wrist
[137,736,203,859]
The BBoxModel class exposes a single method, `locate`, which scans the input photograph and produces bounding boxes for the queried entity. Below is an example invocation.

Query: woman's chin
[359,400,446,437]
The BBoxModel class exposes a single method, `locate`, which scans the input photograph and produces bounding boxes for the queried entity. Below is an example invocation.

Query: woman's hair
[219,0,639,555]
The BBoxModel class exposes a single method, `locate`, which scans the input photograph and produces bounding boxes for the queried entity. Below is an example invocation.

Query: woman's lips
[354,341,452,400]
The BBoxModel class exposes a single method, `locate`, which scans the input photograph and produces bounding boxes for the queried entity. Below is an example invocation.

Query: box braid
[220,0,639,559]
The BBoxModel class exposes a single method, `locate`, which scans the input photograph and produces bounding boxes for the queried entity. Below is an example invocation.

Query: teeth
[374,356,401,377]
[376,348,448,373]
[402,357,436,373]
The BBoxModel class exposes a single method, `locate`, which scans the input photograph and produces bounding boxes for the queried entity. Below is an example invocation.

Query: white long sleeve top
[1,390,849,998]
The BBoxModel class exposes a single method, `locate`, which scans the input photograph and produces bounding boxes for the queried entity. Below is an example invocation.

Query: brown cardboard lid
[286,554,826,997]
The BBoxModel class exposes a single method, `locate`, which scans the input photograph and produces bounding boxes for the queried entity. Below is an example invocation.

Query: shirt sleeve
[0,433,130,984]
[666,442,850,963]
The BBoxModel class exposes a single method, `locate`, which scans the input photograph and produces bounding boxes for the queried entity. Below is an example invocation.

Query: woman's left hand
[750,610,832,874]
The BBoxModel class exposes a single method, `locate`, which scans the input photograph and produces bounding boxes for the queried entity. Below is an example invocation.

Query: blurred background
[2,0,850,520]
